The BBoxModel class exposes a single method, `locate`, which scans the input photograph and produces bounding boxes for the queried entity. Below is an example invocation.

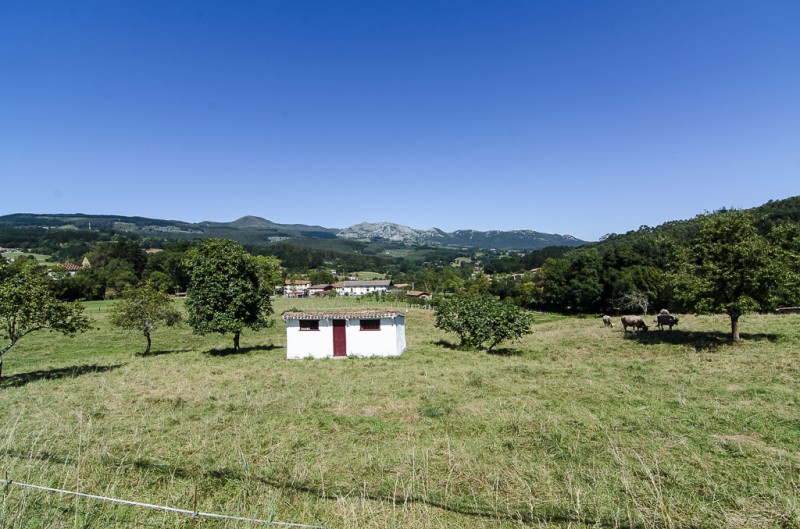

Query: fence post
[192,484,198,527]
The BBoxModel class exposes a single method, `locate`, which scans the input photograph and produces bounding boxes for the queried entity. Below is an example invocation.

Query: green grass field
[1,299,798,528]
[1,252,56,266]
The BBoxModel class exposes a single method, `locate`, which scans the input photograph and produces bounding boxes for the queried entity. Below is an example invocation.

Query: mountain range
[0,213,586,251]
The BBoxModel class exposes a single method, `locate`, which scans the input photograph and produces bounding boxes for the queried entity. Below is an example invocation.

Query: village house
[308,284,334,296]
[283,310,406,359]
[56,257,91,277]
[283,279,311,298]
[335,279,392,296]
[406,290,431,301]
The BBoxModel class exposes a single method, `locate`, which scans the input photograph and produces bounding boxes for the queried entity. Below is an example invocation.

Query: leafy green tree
[671,210,799,341]
[144,242,192,292]
[183,239,277,352]
[434,294,535,352]
[103,259,139,296]
[307,268,335,285]
[612,264,671,313]
[0,259,91,381]
[109,281,182,354]
[145,271,173,294]
[253,255,284,294]
[537,249,603,313]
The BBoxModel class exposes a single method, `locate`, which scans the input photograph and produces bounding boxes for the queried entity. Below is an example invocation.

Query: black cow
[656,314,679,330]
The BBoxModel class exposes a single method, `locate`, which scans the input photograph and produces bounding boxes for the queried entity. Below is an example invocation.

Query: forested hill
[602,195,800,245]
[0,213,339,245]
[511,194,800,315]
[0,213,585,251]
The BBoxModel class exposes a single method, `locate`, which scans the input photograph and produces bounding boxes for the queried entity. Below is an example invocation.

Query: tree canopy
[434,294,535,352]
[671,210,800,341]
[0,259,91,381]
[109,280,182,354]
[184,239,278,352]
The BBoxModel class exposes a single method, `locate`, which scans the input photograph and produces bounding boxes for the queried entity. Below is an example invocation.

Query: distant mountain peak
[229,215,273,228]
[338,222,584,249]
[338,222,444,244]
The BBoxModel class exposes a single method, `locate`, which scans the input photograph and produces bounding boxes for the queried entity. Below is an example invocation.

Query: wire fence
[1,477,329,529]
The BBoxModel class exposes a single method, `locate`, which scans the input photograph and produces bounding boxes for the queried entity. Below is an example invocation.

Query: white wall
[285,316,406,359]
[285,319,334,359]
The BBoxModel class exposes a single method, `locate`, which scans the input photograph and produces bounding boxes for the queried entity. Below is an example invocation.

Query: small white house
[283,310,406,359]
[335,280,392,296]
[283,279,311,298]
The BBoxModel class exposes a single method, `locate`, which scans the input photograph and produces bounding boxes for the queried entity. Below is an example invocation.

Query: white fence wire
[1,477,329,528]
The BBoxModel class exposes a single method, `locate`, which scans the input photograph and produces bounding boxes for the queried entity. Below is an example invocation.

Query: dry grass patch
[1,304,799,528]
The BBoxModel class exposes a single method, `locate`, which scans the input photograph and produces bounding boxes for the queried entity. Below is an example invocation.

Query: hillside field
[1,298,798,528]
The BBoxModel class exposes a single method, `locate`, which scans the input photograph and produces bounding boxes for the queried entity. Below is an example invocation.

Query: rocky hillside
[337,222,586,249]
[0,214,587,250]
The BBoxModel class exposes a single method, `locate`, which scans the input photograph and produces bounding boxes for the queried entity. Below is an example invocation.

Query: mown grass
[1,300,798,528]
[1,252,56,266]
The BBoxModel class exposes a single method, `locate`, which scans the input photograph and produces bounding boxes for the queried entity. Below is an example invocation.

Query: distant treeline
[3,196,799,313]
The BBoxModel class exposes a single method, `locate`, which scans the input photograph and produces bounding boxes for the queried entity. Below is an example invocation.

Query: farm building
[335,280,392,296]
[283,279,311,298]
[283,310,406,359]
[406,290,431,301]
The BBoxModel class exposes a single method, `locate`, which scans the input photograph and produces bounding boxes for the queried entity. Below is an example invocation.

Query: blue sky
[1,1,798,241]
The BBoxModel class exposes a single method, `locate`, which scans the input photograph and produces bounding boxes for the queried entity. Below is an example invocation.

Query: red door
[333,320,346,357]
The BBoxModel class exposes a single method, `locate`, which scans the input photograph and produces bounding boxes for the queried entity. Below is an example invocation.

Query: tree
[109,281,182,354]
[615,289,650,315]
[434,294,535,352]
[183,239,277,351]
[0,259,91,381]
[671,210,799,341]
[307,268,335,285]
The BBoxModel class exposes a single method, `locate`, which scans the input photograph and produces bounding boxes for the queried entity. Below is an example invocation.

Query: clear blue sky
[1,1,798,241]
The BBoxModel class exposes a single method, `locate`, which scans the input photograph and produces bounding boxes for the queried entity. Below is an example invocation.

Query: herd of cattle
[602,310,679,333]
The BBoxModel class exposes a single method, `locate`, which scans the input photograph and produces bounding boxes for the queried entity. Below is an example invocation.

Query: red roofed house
[283,279,311,298]
[283,310,406,359]
[406,290,431,301]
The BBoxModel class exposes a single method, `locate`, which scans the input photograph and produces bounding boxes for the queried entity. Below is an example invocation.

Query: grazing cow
[659,309,670,315]
[620,315,648,333]
[656,314,679,330]
[602,315,614,327]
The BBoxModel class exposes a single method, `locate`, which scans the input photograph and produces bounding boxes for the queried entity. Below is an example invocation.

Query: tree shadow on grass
[1,363,126,389]
[486,347,523,357]
[434,339,524,356]
[122,458,650,529]
[13,432,647,529]
[135,348,193,358]
[625,329,781,352]
[204,344,281,357]
[433,339,459,350]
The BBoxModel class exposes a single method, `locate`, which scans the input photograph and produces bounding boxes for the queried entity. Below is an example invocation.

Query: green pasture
[350,271,386,280]
[1,251,56,266]
[1,298,798,528]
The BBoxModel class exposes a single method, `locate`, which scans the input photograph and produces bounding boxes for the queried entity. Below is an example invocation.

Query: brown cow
[602,315,614,327]
[621,315,648,332]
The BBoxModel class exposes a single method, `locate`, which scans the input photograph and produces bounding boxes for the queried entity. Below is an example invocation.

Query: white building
[283,279,311,298]
[283,310,406,359]
[335,280,392,296]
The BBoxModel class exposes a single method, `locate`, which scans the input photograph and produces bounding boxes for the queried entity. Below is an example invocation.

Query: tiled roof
[285,279,311,285]
[60,261,85,271]
[341,280,391,287]
[282,310,404,320]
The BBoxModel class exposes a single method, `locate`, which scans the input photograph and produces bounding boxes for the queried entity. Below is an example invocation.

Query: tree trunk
[0,356,3,384]
[730,313,741,342]
[144,331,152,355]
[233,332,240,352]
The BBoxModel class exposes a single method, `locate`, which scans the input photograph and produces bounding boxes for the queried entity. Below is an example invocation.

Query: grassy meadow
[1,297,799,528]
